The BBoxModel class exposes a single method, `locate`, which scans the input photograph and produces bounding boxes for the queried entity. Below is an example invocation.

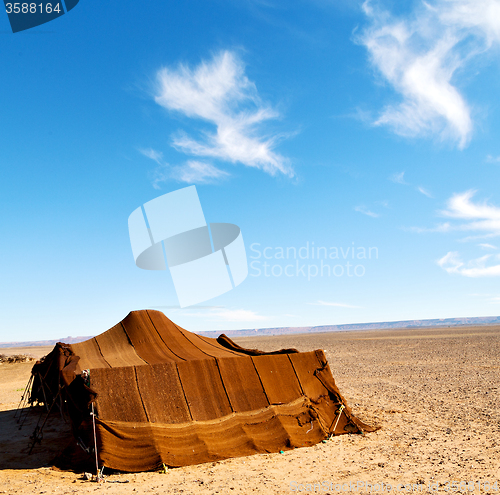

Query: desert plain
[0,325,499,494]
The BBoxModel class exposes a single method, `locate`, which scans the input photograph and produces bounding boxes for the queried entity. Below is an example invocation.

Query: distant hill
[0,336,94,348]
[2,315,499,348]
[197,315,500,338]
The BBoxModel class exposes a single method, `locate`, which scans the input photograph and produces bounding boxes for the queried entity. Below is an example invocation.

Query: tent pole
[37,372,50,412]
[329,404,345,436]
[28,384,62,454]
[14,373,33,420]
[56,374,67,422]
[18,377,39,430]
[91,402,101,482]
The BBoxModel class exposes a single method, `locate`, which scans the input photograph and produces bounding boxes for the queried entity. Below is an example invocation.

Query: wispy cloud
[389,171,408,184]
[486,154,500,163]
[470,292,500,303]
[354,205,380,218]
[359,0,500,148]
[406,222,452,234]
[390,171,432,197]
[479,243,497,249]
[309,300,361,309]
[180,307,267,322]
[140,146,229,186]
[139,147,163,165]
[153,50,293,177]
[437,251,500,277]
[417,186,433,198]
[210,308,267,322]
[150,160,230,187]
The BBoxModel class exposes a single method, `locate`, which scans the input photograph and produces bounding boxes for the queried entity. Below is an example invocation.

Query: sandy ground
[0,326,499,494]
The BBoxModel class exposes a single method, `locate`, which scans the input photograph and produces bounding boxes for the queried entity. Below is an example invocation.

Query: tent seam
[145,311,187,361]
[214,358,235,414]
[173,322,214,360]
[174,362,194,421]
[120,322,149,365]
[191,333,243,358]
[133,365,150,422]
[93,338,112,368]
[249,356,271,407]
[286,354,306,397]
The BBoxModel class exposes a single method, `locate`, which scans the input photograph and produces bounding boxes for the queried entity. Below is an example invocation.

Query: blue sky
[2,0,500,341]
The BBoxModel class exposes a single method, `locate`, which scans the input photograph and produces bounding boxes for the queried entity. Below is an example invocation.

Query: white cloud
[439,190,500,236]
[389,171,408,184]
[309,300,361,309]
[354,205,380,217]
[437,0,500,45]
[417,186,433,197]
[410,190,500,277]
[437,251,500,277]
[412,190,500,237]
[151,160,229,187]
[359,0,500,148]
[154,50,293,177]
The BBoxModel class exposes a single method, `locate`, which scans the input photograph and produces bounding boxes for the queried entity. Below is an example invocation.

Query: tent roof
[70,309,298,373]
[69,310,249,372]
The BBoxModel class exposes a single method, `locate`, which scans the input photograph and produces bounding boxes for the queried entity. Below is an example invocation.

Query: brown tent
[29,310,376,472]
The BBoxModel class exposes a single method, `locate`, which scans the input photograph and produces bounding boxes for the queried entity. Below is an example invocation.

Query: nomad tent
[28,310,375,472]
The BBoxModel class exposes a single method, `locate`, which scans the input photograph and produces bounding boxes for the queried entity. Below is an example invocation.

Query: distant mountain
[2,315,499,348]
[197,315,500,337]
[0,336,94,348]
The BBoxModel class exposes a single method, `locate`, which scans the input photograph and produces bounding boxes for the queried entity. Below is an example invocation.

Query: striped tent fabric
[30,310,376,472]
